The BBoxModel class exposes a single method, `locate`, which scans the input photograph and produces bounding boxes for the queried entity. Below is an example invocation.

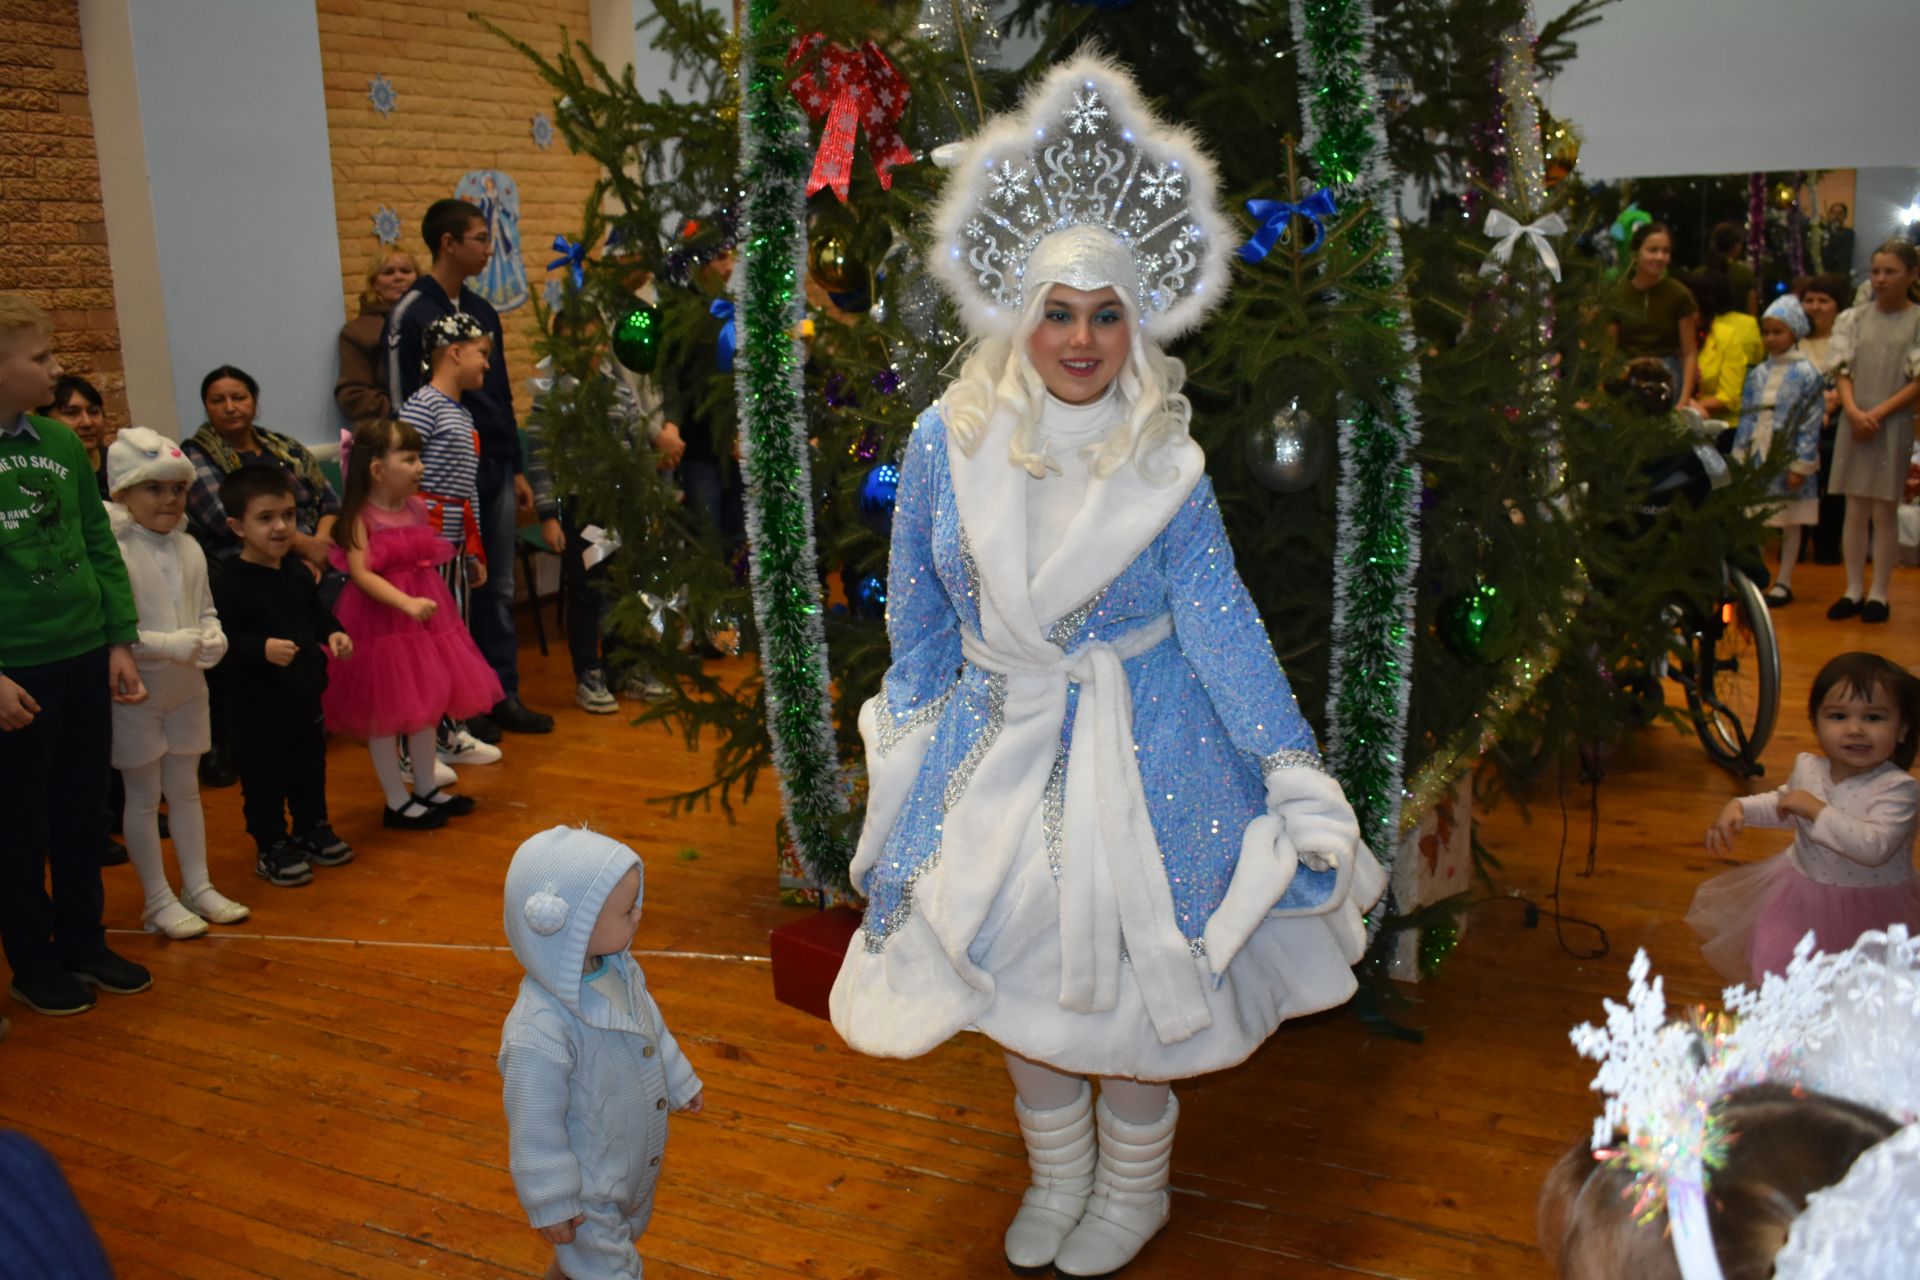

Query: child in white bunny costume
[106,427,246,938]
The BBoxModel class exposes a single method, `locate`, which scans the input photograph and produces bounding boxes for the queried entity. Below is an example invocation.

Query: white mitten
[1265,765,1360,872]
[143,628,202,665]
[193,623,228,669]
[1201,815,1299,976]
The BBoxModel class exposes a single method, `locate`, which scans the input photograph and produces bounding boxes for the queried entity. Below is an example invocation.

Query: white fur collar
[946,402,1202,639]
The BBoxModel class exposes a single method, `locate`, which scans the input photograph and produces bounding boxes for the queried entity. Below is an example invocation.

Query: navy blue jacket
[383,275,521,471]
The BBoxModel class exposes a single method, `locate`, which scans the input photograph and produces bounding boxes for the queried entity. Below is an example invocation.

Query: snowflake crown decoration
[929,54,1232,343]
[1570,929,1920,1280]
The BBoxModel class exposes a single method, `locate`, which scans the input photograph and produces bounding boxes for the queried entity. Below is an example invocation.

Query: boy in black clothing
[210,468,353,887]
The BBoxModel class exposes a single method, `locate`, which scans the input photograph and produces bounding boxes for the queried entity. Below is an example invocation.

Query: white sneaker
[576,670,619,714]
[623,673,673,703]
[437,729,502,766]
[403,757,460,790]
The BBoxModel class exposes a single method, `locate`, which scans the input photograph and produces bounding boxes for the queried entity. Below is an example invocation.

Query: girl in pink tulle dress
[324,418,502,830]
[1692,651,1920,980]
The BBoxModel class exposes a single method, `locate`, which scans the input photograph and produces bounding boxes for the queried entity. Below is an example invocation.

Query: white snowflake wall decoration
[531,111,554,150]
[371,205,401,246]
[366,75,397,116]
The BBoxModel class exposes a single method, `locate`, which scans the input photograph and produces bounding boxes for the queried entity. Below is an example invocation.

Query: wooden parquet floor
[4,558,1915,1279]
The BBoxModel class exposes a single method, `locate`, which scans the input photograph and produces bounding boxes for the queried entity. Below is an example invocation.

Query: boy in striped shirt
[399,312,500,767]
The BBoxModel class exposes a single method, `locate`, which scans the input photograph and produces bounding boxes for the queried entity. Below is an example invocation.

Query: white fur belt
[959,614,1211,1044]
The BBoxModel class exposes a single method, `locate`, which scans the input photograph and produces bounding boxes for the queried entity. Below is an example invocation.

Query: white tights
[1842,495,1898,603]
[1004,1051,1170,1125]
[122,753,213,916]
[369,727,438,815]
[1775,524,1804,590]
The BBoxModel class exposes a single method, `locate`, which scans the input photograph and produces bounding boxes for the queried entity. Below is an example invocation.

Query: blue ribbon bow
[546,234,587,288]
[711,298,736,373]
[1238,188,1340,264]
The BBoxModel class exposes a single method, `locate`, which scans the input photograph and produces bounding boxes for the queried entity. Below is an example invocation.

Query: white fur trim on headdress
[106,426,194,496]
[929,54,1232,342]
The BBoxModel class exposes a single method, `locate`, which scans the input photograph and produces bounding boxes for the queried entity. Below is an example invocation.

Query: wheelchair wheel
[1686,567,1780,773]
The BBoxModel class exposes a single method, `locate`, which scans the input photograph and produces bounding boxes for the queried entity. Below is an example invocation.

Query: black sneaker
[299,822,356,867]
[462,712,504,744]
[8,970,95,1016]
[101,837,128,867]
[67,948,152,995]
[198,745,237,788]
[383,800,449,830]
[414,788,476,816]
[255,837,315,886]
[489,696,555,735]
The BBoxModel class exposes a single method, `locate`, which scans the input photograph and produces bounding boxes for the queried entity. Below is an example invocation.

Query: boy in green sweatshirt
[0,297,154,1017]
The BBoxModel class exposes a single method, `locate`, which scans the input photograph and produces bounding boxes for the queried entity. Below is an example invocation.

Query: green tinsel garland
[735,0,851,893]
[1291,0,1422,884]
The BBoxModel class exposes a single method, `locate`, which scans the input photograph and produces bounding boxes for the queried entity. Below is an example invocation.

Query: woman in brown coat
[335,245,419,422]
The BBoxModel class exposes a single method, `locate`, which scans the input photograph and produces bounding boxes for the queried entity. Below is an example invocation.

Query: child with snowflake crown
[1543,930,1920,1280]
[826,55,1386,1276]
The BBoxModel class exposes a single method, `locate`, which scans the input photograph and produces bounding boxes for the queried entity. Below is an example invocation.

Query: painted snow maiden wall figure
[828,57,1388,1277]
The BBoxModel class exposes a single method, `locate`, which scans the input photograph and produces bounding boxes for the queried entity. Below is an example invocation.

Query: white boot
[143,897,209,940]
[1053,1092,1177,1277]
[1003,1080,1096,1268]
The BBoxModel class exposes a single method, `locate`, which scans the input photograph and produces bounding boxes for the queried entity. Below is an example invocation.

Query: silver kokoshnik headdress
[929,54,1233,342]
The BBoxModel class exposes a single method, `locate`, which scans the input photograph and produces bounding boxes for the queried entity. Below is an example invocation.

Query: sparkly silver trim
[860,669,1008,955]
[873,683,951,759]
[1042,749,1068,882]
[1046,592,1102,650]
[942,672,1009,813]
[862,851,936,953]
[957,527,981,615]
[1260,747,1325,776]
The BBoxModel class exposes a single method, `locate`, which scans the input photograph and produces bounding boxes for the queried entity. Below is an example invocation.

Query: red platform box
[769,905,863,1021]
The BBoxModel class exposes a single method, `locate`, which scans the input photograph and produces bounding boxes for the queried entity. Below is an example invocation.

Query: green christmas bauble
[808,228,863,294]
[612,303,659,374]
[1439,580,1513,662]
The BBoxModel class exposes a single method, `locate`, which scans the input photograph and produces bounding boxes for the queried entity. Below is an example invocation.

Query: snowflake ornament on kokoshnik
[929,54,1232,343]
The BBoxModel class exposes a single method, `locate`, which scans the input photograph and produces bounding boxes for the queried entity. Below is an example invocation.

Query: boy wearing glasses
[384,198,553,739]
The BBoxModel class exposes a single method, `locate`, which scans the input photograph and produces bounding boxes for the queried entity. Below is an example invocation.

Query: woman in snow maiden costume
[828,57,1387,1276]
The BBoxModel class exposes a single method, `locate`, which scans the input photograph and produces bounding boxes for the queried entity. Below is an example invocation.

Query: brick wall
[0,0,124,423]
[318,0,605,420]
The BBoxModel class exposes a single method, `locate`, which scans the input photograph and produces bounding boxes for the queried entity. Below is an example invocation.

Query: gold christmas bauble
[808,229,861,294]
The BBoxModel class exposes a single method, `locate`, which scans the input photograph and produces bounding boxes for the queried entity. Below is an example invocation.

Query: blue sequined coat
[829,407,1383,1079]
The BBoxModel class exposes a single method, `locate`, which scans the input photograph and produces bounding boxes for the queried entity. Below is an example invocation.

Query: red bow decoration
[786,34,915,202]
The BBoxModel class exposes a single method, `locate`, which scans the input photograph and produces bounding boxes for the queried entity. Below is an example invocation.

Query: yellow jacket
[1698,312,1765,418]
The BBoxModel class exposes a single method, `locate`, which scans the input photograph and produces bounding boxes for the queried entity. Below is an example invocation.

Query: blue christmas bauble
[856,462,900,537]
[849,572,887,620]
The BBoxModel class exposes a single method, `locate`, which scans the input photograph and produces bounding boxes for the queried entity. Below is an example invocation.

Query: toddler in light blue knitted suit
[500,827,704,1279]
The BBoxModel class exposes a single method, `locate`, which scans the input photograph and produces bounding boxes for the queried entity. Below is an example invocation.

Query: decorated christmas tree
[492,0,1771,972]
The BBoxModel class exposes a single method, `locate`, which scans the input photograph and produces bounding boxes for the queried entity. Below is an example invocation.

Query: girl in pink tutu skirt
[1693,651,1920,980]
[324,418,502,830]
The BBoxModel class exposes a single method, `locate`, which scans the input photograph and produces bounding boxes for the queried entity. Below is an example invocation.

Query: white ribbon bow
[1482,209,1566,282]
[580,523,621,570]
